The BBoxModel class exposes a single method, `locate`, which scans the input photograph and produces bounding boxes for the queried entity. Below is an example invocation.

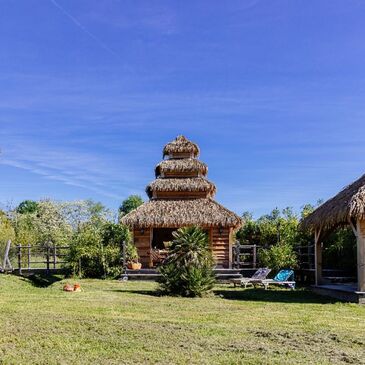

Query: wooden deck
[312,283,365,304]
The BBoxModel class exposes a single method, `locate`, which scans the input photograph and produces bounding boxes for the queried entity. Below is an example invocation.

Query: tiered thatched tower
[121,135,241,268]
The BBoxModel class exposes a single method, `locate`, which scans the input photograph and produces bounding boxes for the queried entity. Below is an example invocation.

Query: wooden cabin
[121,135,241,269]
[302,173,365,303]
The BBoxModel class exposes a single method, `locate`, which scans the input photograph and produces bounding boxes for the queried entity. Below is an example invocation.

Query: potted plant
[126,242,142,270]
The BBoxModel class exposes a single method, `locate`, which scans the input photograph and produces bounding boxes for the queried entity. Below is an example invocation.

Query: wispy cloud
[49,0,117,56]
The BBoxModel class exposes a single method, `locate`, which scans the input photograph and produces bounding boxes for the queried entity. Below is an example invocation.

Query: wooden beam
[348,217,358,237]
[314,227,322,286]
[357,219,365,292]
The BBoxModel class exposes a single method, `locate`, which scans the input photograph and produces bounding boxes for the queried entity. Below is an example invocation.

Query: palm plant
[158,226,215,297]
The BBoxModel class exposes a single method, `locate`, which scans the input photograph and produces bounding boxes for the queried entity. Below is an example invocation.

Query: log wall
[133,228,152,268]
[211,227,231,268]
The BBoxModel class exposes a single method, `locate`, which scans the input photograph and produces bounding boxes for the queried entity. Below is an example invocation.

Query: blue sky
[1,0,365,217]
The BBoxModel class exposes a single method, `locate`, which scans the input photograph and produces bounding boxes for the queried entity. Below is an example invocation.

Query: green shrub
[158,226,215,297]
[258,243,298,271]
[125,241,139,263]
[68,222,131,278]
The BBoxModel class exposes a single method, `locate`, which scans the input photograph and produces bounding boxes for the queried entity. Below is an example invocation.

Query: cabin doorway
[152,228,176,250]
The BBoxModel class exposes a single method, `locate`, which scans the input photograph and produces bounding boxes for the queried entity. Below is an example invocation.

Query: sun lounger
[261,269,296,290]
[231,268,271,288]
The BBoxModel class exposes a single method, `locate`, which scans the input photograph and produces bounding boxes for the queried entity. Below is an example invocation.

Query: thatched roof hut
[302,172,365,294]
[121,135,241,269]
[302,173,365,231]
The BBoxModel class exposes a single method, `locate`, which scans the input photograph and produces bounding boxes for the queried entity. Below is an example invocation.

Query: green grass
[0,275,364,364]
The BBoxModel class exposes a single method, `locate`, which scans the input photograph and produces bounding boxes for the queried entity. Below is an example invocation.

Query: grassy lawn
[0,275,364,364]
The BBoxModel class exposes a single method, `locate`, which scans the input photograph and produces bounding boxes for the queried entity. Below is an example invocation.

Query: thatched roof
[302,173,365,231]
[146,177,216,199]
[155,158,208,177]
[163,135,200,158]
[120,198,242,228]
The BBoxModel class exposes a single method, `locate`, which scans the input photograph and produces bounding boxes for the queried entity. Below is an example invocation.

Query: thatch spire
[163,135,200,158]
[302,173,365,231]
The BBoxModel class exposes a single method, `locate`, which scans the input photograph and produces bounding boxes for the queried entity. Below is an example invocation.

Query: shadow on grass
[214,287,339,304]
[108,287,338,304]
[24,274,64,288]
[108,289,162,297]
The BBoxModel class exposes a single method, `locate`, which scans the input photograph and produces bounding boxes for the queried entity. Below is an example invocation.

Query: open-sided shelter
[302,173,365,301]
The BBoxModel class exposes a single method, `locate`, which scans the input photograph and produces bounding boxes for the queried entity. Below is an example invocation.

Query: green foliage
[237,206,312,248]
[323,227,356,272]
[258,243,298,271]
[119,195,143,216]
[125,241,139,263]
[237,203,358,272]
[68,220,131,278]
[158,226,215,297]
[16,200,38,214]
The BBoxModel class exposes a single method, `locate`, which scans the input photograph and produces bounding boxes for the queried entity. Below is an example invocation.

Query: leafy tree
[119,195,143,217]
[158,226,215,297]
[10,200,72,246]
[16,200,38,214]
[258,243,298,271]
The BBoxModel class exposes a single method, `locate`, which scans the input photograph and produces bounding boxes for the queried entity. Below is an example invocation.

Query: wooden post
[46,245,50,274]
[253,244,257,269]
[27,245,31,270]
[53,244,57,269]
[357,219,365,292]
[18,245,22,275]
[122,240,126,272]
[314,228,322,286]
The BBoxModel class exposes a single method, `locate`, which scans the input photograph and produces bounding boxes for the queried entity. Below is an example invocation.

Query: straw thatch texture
[302,173,365,231]
[146,177,216,198]
[155,158,208,177]
[120,198,242,228]
[163,135,200,157]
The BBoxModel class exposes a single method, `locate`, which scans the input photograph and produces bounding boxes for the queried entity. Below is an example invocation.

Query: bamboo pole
[357,219,365,292]
[314,228,322,286]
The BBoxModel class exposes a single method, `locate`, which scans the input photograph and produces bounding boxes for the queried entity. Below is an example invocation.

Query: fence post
[28,244,31,270]
[234,243,240,269]
[46,245,50,274]
[53,244,57,270]
[122,241,127,271]
[119,241,128,281]
[18,245,22,275]
[253,244,257,269]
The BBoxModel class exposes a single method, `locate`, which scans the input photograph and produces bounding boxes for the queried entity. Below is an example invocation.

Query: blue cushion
[274,269,294,282]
